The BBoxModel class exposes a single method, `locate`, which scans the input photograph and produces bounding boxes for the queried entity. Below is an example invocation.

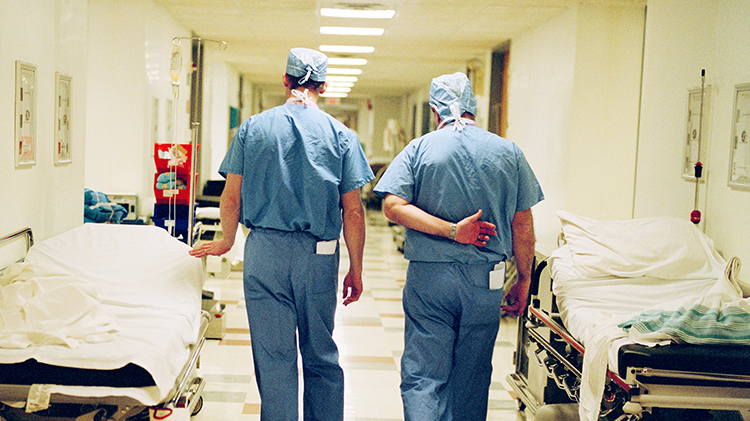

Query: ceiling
[154,0,645,98]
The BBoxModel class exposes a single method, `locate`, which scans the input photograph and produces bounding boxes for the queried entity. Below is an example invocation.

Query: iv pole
[170,37,227,246]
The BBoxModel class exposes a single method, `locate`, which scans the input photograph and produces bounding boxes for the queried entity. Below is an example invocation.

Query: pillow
[557,211,725,280]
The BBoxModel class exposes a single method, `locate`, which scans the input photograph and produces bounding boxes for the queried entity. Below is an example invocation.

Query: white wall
[85,0,191,218]
[205,56,240,182]
[635,0,750,265]
[507,4,645,245]
[568,5,644,220]
[505,7,578,245]
[0,0,88,240]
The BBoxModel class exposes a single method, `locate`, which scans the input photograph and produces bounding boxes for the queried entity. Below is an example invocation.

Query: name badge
[489,262,506,290]
[316,240,337,255]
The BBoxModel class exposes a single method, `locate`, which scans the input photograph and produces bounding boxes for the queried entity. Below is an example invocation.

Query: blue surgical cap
[286,48,328,84]
[429,72,477,123]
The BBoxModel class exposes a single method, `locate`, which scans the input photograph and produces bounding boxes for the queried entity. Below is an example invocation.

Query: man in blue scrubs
[374,72,544,421]
[190,48,374,421]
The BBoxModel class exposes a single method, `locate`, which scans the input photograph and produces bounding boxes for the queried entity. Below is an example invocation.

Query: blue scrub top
[374,125,543,263]
[220,103,374,241]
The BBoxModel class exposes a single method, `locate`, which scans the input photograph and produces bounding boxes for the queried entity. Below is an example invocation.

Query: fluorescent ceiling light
[326,75,358,82]
[320,26,384,36]
[320,8,395,19]
[326,81,355,88]
[327,58,367,66]
[327,68,363,75]
[320,45,375,53]
[321,92,348,98]
[325,87,351,93]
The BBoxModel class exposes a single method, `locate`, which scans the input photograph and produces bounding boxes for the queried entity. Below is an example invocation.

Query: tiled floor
[193,212,529,421]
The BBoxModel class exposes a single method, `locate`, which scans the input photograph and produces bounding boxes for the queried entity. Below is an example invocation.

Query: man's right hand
[189,239,233,258]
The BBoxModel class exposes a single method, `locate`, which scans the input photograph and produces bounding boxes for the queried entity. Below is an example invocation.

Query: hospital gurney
[507,212,750,421]
[0,224,209,421]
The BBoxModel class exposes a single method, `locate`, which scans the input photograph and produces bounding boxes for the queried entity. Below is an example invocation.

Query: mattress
[547,245,750,378]
[0,224,205,405]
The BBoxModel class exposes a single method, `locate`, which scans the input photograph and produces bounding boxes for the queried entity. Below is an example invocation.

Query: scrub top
[220,103,374,241]
[374,125,543,263]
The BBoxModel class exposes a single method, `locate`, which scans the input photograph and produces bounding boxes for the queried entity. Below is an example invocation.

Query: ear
[431,106,441,126]
[319,81,328,95]
[282,73,291,88]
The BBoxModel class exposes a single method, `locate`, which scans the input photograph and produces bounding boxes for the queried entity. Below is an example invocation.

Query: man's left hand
[454,209,497,247]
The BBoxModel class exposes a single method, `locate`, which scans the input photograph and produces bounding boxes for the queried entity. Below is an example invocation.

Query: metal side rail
[164,310,211,415]
[528,306,631,392]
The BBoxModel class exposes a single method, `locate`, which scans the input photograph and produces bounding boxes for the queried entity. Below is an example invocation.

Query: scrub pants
[400,261,503,421]
[243,227,344,421]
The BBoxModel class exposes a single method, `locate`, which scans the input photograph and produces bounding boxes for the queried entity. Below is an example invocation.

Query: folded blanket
[84,188,128,223]
[0,261,118,349]
[619,257,748,345]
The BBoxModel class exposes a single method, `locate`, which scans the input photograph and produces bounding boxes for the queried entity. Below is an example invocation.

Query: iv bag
[170,44,182,98]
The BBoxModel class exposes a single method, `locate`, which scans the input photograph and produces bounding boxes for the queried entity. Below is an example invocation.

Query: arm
[382,194,497,246]
[189,173,242,258]
[501,208,535,317]
[340,188,366,306]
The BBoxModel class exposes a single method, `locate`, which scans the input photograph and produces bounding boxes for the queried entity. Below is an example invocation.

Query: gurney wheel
[191,396,203,416]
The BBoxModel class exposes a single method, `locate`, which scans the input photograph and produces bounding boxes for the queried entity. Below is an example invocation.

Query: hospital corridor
[194,214,525,421]
[3,0,750,420]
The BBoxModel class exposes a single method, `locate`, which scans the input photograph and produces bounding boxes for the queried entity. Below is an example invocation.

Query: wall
[369,96,406,164]
[470,51,493,131]
[205,55,240,182]
[507,4,645,245]
[505,7,577,245]
[85,0,191,218]
[635,0,750,265]
[567,4,645,219]
[0,0,88,241]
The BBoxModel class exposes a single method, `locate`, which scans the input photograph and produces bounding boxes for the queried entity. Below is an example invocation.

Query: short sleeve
[219,122,247,178]
[373,143,416,202]
[339,133,375,194]
[514,146,544,212]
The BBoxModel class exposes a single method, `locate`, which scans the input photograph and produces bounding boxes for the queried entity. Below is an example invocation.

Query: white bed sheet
[0,224,205,405]
[547,245,718,421]
[549,246,716,350]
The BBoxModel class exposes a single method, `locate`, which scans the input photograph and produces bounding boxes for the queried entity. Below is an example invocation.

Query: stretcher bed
[507,212,750,421]
[0,224,209,421]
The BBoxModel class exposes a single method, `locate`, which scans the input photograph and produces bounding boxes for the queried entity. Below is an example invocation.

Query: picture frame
[728,83,750,190]
[15,61,37,168]
[54,72,72,165]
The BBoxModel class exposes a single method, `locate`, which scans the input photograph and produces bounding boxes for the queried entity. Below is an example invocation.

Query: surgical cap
[286,48,328,84]
[429,72,477,123]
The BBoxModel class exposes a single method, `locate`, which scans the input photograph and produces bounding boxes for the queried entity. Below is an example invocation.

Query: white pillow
[557,211,725,280]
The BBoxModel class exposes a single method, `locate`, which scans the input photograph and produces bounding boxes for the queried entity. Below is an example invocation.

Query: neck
[287,88,319,104]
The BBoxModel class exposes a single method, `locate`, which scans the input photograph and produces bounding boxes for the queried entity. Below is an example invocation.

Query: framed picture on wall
[682,86,710,180]
[15,61,37,168]
[54,72,72,165]
[729,83,750,190]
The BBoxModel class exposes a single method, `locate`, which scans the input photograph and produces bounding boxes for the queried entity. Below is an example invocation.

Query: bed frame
[507,254,750,421]
[0,227,209,421]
